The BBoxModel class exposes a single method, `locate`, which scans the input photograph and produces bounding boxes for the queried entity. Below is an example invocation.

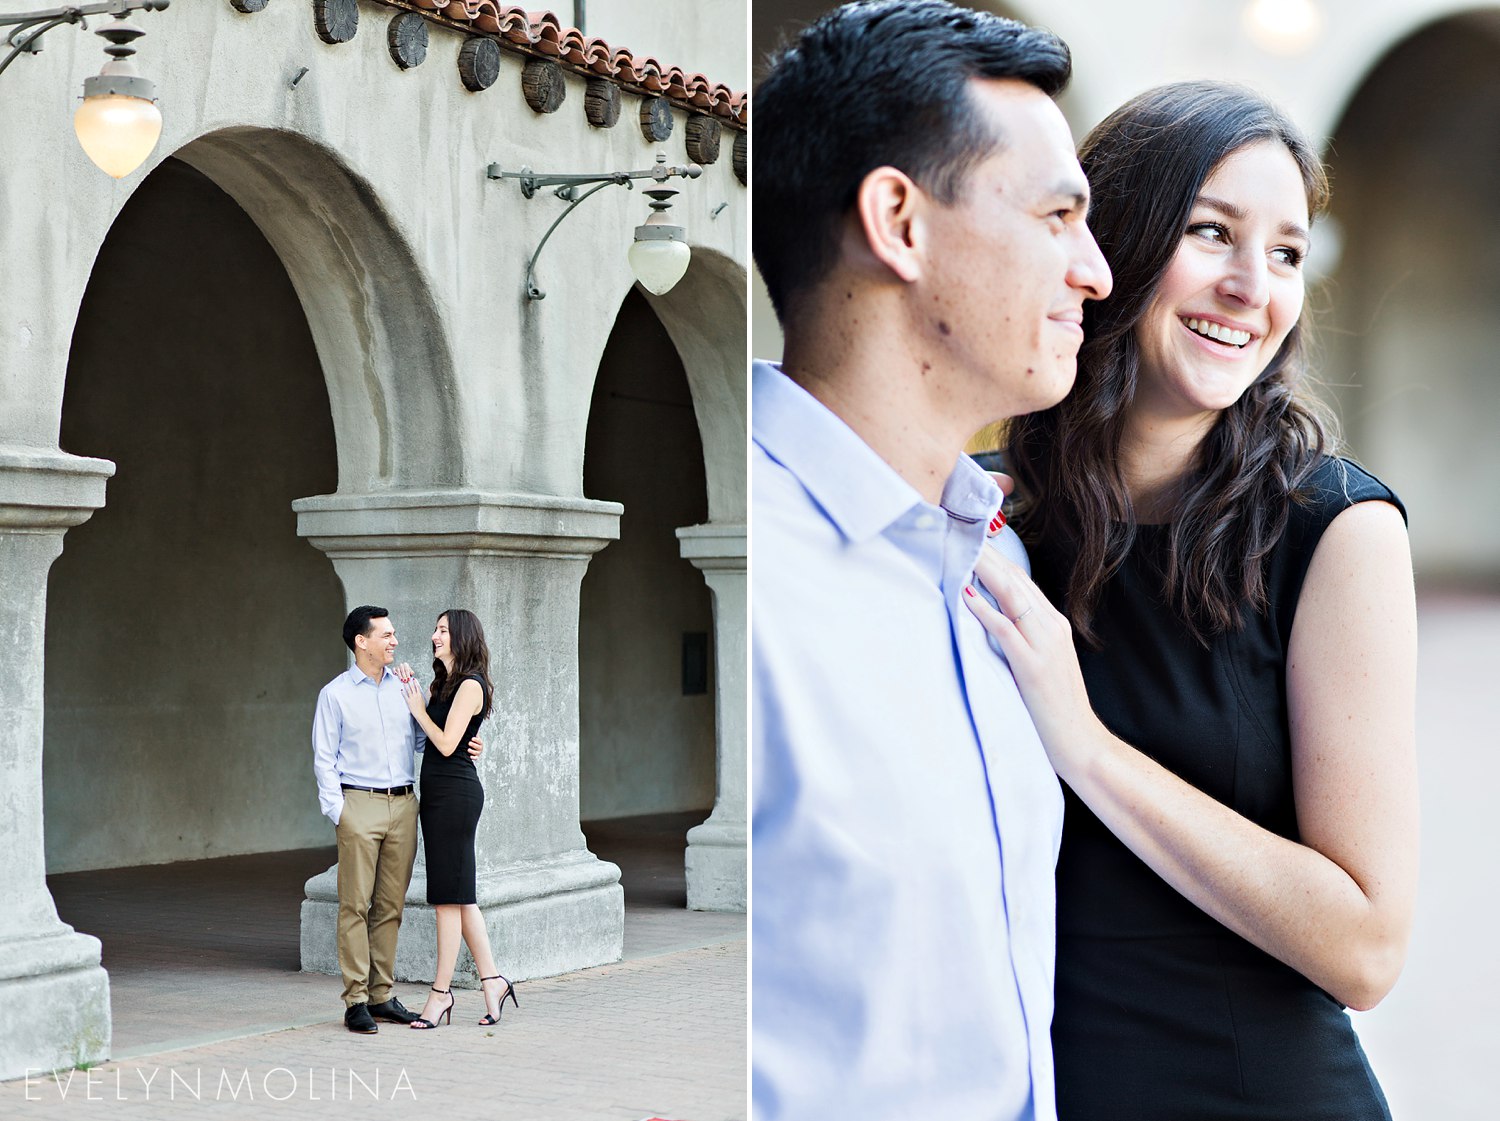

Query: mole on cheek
[938,321,952,336]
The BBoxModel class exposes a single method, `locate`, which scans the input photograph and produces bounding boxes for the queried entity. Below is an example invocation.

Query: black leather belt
[341,783,414,796]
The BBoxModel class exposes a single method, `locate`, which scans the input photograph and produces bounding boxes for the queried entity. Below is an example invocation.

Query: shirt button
[914,513,937,530]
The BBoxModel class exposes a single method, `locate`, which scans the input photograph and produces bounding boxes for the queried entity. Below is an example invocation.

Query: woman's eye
[1271,246,1305,267]
[1188,222,1227,243]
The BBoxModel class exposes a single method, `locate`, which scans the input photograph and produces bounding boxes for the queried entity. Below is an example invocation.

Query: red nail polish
[963,585,976,598]
[987,511,1007,536]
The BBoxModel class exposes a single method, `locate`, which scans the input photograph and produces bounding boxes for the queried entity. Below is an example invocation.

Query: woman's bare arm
[965,500,1418,1009]
[403,677,484,758]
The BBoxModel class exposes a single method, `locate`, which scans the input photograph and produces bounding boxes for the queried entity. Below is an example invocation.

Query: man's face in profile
[916,79,1111,421]
[358,617,398,666]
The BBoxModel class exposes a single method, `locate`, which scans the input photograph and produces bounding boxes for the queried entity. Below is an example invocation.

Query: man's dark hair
[343,606,389,653]
[753,0,1071,322]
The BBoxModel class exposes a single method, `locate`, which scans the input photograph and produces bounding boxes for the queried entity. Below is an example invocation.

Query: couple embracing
[311,606,520,1034]
[752,3,1417,1120]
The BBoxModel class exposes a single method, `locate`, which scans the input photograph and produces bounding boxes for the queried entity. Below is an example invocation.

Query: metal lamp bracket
[486,152,702,301]
[0,0,168,82]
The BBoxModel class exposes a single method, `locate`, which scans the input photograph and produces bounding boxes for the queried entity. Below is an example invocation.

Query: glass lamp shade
[628,235,691,295]
[74,94,163,179]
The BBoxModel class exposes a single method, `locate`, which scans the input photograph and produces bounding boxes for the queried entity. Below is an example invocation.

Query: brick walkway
[3,942,745,1120]
[4,812,745,1119]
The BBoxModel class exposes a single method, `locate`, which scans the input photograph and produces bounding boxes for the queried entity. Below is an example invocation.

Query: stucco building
[1,0,747,1080]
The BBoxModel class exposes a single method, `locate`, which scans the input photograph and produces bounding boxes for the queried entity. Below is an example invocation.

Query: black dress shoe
[344,1003,379,1034]
[367,996,420,1025]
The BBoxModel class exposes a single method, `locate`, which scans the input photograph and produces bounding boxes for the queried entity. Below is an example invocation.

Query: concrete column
[293,490,626,983]
[676,522,747,912]
[0,448,115,1080]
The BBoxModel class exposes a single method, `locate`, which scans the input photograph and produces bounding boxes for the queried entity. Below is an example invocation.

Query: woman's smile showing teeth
[1182,317,1252,348]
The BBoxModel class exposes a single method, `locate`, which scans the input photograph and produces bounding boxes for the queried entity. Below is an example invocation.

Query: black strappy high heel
[409,986,454,1029]
[478,974,519,1025]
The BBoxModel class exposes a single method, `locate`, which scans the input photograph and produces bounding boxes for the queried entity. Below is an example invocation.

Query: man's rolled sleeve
[312,686,345,825]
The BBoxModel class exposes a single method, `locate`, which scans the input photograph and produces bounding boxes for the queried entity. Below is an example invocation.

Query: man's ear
[854,166,925,284]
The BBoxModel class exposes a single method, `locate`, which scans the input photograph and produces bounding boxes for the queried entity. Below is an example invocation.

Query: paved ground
[3,813,746,1120]
[1347,591,1500,1120]
[5,945,744,1121]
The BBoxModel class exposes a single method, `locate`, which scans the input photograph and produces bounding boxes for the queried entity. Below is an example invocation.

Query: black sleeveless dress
[1033,458,1405,1120]
[419,673,489,905]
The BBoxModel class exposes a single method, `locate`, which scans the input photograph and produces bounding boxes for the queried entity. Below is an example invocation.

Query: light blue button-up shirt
[752,361,1065,1121]
[312,663,424,825]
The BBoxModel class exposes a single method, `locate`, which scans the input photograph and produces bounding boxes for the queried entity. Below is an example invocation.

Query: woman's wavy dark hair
[1006,81,1338,647]
[431,609,493,720]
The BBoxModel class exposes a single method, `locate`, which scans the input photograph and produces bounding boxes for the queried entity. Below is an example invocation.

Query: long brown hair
[430,609,493,720]
[1006,81,1338,647]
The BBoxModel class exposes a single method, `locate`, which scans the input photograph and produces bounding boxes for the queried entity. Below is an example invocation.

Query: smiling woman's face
[1131,139,1311,426]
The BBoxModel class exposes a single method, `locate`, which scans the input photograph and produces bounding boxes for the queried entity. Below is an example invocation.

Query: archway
[39,125,468,1048]
[46,155,342,874]
[1323,10,1500,582]
[1318,12,1500,1117]
[644,248,749,912]
[578,289,716,897]
[576,243,748,913]
[40,155,344,1050]
[173,128,463,493]
[44,118,476,856]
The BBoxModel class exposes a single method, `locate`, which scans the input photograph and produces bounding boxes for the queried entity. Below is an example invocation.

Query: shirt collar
[346,663,394,686]
[752,360,1000,542]
[940,450,1005,526]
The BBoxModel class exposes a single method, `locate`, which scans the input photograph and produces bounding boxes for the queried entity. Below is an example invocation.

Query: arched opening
[173,127,464,494]
[1320,13,1500,1117]
[578,289,716,904]
[1323,10,1500,583]
[42,155,344,1051]
[46,156,343,873]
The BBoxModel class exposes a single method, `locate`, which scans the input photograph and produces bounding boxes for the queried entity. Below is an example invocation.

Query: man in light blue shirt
[752,3,1111,1118]
[312,604,479,1034]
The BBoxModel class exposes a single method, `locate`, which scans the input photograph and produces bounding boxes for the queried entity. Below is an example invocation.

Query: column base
[685,815,747,913]
[300,850,624,984]
[0,928,110,1081]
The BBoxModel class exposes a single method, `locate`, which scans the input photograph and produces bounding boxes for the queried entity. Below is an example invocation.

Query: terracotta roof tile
[393,2,746,125]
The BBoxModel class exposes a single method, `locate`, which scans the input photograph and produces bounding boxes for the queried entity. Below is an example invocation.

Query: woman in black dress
[964,83,1417,1118]
[399,608,519,1029]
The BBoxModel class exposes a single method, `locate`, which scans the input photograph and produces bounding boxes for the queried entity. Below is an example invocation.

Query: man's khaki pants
[335,790,418,1007]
